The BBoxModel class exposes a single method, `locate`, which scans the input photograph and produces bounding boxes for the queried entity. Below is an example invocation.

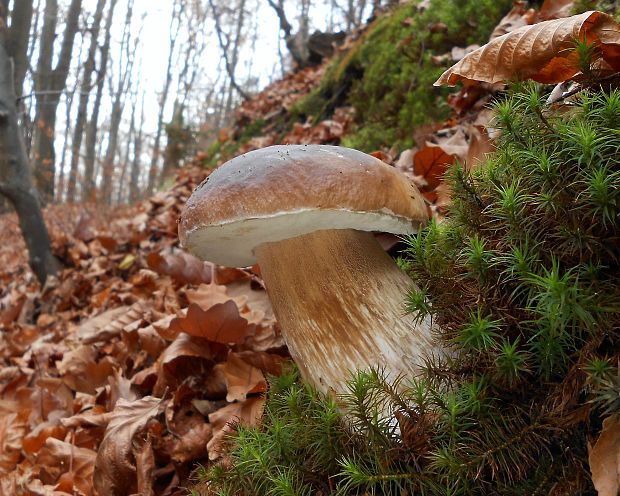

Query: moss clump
[195,86,620,495]
[202,120,267,168]
[338,0,512,151]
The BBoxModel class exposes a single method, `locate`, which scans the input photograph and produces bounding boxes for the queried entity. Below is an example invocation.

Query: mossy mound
[195,86,620,495]
[330,0,512,151]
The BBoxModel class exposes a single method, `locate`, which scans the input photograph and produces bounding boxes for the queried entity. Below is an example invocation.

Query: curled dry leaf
[153,333,221,396]
[589,414,620,496]
[170,423,212,464]
[539,0,575,20]
[0,408,28,475]
[56,345,115,395]
[207,396,265,460]
[93,396,165,496]
[134,435,155,496]
[36,438,97,496]
[146,249,213,285]
[222,353,267,403]
[75,305,132,344]
[435,11,620,86]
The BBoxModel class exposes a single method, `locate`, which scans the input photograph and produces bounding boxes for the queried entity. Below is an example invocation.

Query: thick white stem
[255,229,436,396]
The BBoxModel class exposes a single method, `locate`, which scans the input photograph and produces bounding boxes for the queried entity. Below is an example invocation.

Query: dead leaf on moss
[436,11,620,86]
[207,396,265,460]
[589,414,620,496]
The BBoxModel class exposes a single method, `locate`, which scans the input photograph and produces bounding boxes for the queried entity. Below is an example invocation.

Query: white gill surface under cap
[182,207,417,267]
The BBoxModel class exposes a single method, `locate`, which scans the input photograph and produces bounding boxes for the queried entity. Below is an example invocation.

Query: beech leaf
[589,414,620,496]
[435,11,620,86]
[93,396,165,496]
[222,353,267,402]
[166,302,253,344]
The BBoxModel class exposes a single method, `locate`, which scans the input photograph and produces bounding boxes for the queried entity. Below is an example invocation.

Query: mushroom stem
[254,228,435,396]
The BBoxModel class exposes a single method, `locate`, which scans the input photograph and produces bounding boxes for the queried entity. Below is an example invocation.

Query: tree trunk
[0,12,59,284]
[66,0,106,203]
[32,0,83,203]
[83,0,117,201]
[101,0,133,204]
[6,0,33,94]
[129,91,145,202]
[146,0,180,195]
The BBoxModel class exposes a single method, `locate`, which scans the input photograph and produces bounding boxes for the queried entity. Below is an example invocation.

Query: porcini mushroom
[179,145,435,396]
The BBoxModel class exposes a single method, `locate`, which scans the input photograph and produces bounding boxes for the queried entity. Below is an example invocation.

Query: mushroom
[179,144,436,396]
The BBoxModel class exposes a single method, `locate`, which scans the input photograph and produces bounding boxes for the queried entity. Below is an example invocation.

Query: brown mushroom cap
[179,144,428,267]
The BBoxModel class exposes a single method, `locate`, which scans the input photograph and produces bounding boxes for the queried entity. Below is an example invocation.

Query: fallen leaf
[413,146,456,190]
[146,249,213,285]
[207,396,265,460]
[57,346,115,395]
[540,0,575,20]
[94,396,165,496]
[134,435,155,496]
[589,414,620,496]
[36,438,97,496]
[170,423,212,464]
[435,11,620,86]
[0,408,28,475]
[165,302,253,344]
[222,353,267,402]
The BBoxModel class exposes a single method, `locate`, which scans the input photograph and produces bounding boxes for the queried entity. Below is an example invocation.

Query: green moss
[337,0,512,151]
[195,86,620,496]
[201,119,267,168]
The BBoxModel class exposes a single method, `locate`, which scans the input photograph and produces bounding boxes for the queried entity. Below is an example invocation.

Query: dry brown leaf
[222,353,267,402]
[207,396,265,460]
[436,11,620,86]
[57,346,115,395]
[134,435,155,496]
[166,302,253,344]
[94,396,165,496]
[170,423,212,464]
[146,249,213,285]
[589,414,620,496]
[36,438,97,496]
[0,409,28,475]
[489,2,535,39]
[22,415,67,455]
[185,283,231,310]
[540,0,575,20]
[413,145,456,190]
[466,126,496,169]
[153,333,220,396]
[75,305,131,344]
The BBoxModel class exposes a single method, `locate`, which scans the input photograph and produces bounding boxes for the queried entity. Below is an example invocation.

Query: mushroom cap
[179,144,428,267]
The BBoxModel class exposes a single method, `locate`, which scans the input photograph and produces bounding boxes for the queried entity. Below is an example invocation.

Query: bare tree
[0,2,59,284]
[31,0,83,203]
[208,0,250,106]
[129,90,145,202]
[146,0,183,195]
[82,0,118,201]
[100,0,135,204]
[66,0,107,203]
